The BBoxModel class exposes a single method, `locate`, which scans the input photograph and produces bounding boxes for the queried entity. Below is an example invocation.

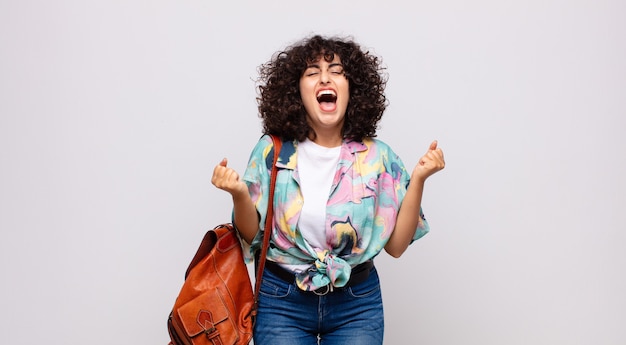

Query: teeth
[316,90,336,98]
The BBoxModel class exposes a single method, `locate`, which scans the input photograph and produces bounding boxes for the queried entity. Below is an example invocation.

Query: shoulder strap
[252,134,281,314]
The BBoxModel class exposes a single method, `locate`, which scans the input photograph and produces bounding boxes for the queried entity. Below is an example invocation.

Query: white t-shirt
[296,138,341,253]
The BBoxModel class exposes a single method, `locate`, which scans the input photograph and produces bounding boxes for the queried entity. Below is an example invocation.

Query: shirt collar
[274,138,368,170]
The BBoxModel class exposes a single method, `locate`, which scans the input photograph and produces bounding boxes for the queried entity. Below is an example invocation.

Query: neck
[308,132,342,148]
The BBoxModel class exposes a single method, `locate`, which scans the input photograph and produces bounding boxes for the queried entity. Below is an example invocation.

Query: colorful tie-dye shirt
[240,135,429,291]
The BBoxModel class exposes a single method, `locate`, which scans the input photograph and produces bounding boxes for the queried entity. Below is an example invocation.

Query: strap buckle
[313,284,333,296]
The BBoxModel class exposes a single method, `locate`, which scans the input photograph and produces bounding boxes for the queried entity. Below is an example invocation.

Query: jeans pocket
[346,267,380,298]
[259,270,292,298]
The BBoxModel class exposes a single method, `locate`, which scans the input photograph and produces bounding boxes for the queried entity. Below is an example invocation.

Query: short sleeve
[385,144,430,243]
[234,135,274,262]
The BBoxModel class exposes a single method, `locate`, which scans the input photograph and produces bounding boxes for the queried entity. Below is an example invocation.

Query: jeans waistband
[263,259,374,295]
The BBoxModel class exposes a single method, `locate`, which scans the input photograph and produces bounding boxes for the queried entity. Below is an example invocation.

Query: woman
[211,35,445,345]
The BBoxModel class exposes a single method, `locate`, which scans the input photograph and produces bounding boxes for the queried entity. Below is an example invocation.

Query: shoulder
[355,137,398,157]
[360,138,407,174]
[245,135,271,165]
[252,134,273,152]
[250,135,297,169]
[365,137,393,151]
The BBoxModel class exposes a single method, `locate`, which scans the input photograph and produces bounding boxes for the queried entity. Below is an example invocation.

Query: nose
[320,70,330,84]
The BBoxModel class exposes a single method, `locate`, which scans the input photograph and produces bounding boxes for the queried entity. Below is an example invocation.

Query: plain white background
[1,1,625,344]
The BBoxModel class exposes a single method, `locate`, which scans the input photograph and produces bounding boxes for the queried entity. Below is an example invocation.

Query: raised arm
[384,140,445,258]
[211,158,259,243]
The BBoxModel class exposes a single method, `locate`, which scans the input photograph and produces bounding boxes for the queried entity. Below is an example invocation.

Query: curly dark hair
[256,35,388,142]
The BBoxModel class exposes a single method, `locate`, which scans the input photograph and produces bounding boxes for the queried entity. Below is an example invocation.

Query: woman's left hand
[412,140,445,182]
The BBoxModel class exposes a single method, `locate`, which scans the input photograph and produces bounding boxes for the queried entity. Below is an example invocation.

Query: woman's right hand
[211,158,248,197]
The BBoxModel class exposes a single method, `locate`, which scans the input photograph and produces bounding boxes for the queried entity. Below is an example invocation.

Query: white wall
[1,1,624,344]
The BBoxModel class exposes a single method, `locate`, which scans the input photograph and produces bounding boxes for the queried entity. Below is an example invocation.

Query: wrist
[410,173,427,186]
[230,188,250,203]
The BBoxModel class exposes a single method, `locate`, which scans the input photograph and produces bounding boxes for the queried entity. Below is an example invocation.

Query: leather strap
[252,134,282,316]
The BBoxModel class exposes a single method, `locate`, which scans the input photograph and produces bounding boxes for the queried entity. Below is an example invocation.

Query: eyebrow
[305,62,344,69]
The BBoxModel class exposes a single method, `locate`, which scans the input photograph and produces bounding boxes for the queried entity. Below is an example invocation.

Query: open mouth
[316,90,337,113]
[317,90,337,103]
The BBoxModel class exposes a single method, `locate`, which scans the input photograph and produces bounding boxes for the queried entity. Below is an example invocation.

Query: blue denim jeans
[253,264,384,345]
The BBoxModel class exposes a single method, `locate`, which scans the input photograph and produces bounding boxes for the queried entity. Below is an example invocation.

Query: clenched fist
[412,140,445,182]
[211,158,249,197]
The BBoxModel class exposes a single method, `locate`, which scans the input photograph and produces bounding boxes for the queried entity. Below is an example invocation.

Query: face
[299,54,349,139]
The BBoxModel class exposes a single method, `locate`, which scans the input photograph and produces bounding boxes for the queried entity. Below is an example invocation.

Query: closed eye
[329,66,344,75]
[304,67,320,77]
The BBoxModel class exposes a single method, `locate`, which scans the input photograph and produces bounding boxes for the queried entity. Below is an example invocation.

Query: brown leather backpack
[167,224,254,344]
[167,135,281,345]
